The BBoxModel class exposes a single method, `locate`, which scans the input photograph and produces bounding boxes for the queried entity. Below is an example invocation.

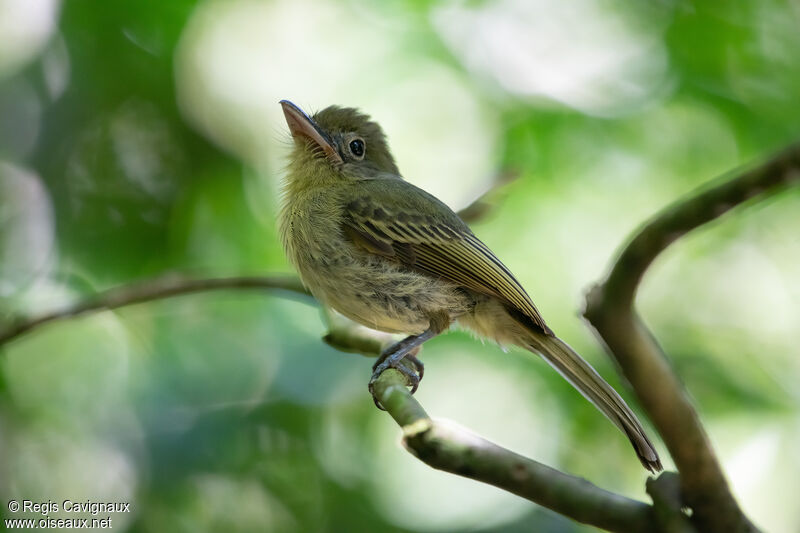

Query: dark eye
[349,139,365,158]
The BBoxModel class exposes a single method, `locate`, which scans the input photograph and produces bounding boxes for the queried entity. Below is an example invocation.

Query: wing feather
[343,194,548,332]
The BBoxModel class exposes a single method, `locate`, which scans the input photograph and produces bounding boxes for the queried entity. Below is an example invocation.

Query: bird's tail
[525,330,662,473]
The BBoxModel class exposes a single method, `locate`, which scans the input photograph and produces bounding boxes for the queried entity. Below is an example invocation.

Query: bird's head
[280,100,399,181]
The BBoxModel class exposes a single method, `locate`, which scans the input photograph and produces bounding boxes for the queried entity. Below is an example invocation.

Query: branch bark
[0,274,311,345]
[371,369,661,533]
[584,143,800,533]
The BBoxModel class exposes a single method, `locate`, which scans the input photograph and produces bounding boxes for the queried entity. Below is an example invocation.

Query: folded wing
[343,182,549,334]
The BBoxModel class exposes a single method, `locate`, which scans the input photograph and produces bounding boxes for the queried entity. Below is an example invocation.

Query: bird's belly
[297,251,470,335]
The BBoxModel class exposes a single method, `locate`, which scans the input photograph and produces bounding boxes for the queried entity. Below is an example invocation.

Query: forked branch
[584,143,800,533]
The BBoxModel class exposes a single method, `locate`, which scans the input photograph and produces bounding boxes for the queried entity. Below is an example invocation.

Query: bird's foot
[372,344,424,378]
[369,346,424,410]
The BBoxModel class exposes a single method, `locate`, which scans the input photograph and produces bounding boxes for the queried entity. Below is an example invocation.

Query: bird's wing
[342,178,549,332]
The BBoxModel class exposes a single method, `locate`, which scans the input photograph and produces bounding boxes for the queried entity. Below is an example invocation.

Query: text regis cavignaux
[20,500,130,516]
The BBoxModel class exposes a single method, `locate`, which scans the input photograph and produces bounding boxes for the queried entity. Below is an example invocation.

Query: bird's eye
[349,138,365,158]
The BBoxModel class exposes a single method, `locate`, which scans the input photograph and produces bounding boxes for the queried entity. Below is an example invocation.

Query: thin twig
[584,143,800,533]
[0,169,518,348]
[321,307,395,356]
[0,274,311,345]
[456,170,519,223]
[372,369,660,533]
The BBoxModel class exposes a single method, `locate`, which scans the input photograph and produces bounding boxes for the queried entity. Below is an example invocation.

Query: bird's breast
[279,196,472,334]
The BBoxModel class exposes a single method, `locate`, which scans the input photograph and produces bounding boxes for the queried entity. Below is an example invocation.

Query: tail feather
[526,332,662,473]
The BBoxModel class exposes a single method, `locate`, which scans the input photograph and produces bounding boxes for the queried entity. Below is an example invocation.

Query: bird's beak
[280,100,343,164]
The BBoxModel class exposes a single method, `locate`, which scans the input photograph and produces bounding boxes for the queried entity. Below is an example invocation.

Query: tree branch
[321,307,396,355]
[371,369,661,533]
[584,143,800,533]
[0,269,684,532]
[0,169,518,348]
[646,473,695,533]
[0,274,311,345]
[455,170,519,223]
[4,148,795,530]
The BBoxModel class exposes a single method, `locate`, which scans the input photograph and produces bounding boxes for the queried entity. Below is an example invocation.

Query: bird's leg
[369,329,436,397]
[372,342,424,379]
[369,311,450,402]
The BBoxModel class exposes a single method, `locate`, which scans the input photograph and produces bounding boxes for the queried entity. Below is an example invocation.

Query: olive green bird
[278,100,662,472]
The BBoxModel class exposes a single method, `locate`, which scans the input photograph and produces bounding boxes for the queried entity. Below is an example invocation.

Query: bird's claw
[404,353,425,381]
[368,354,424,410]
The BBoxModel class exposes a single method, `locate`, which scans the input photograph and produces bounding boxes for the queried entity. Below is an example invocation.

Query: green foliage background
[1,1,799,532]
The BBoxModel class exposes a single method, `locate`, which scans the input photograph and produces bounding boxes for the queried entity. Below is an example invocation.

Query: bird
[278,99,662,472]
